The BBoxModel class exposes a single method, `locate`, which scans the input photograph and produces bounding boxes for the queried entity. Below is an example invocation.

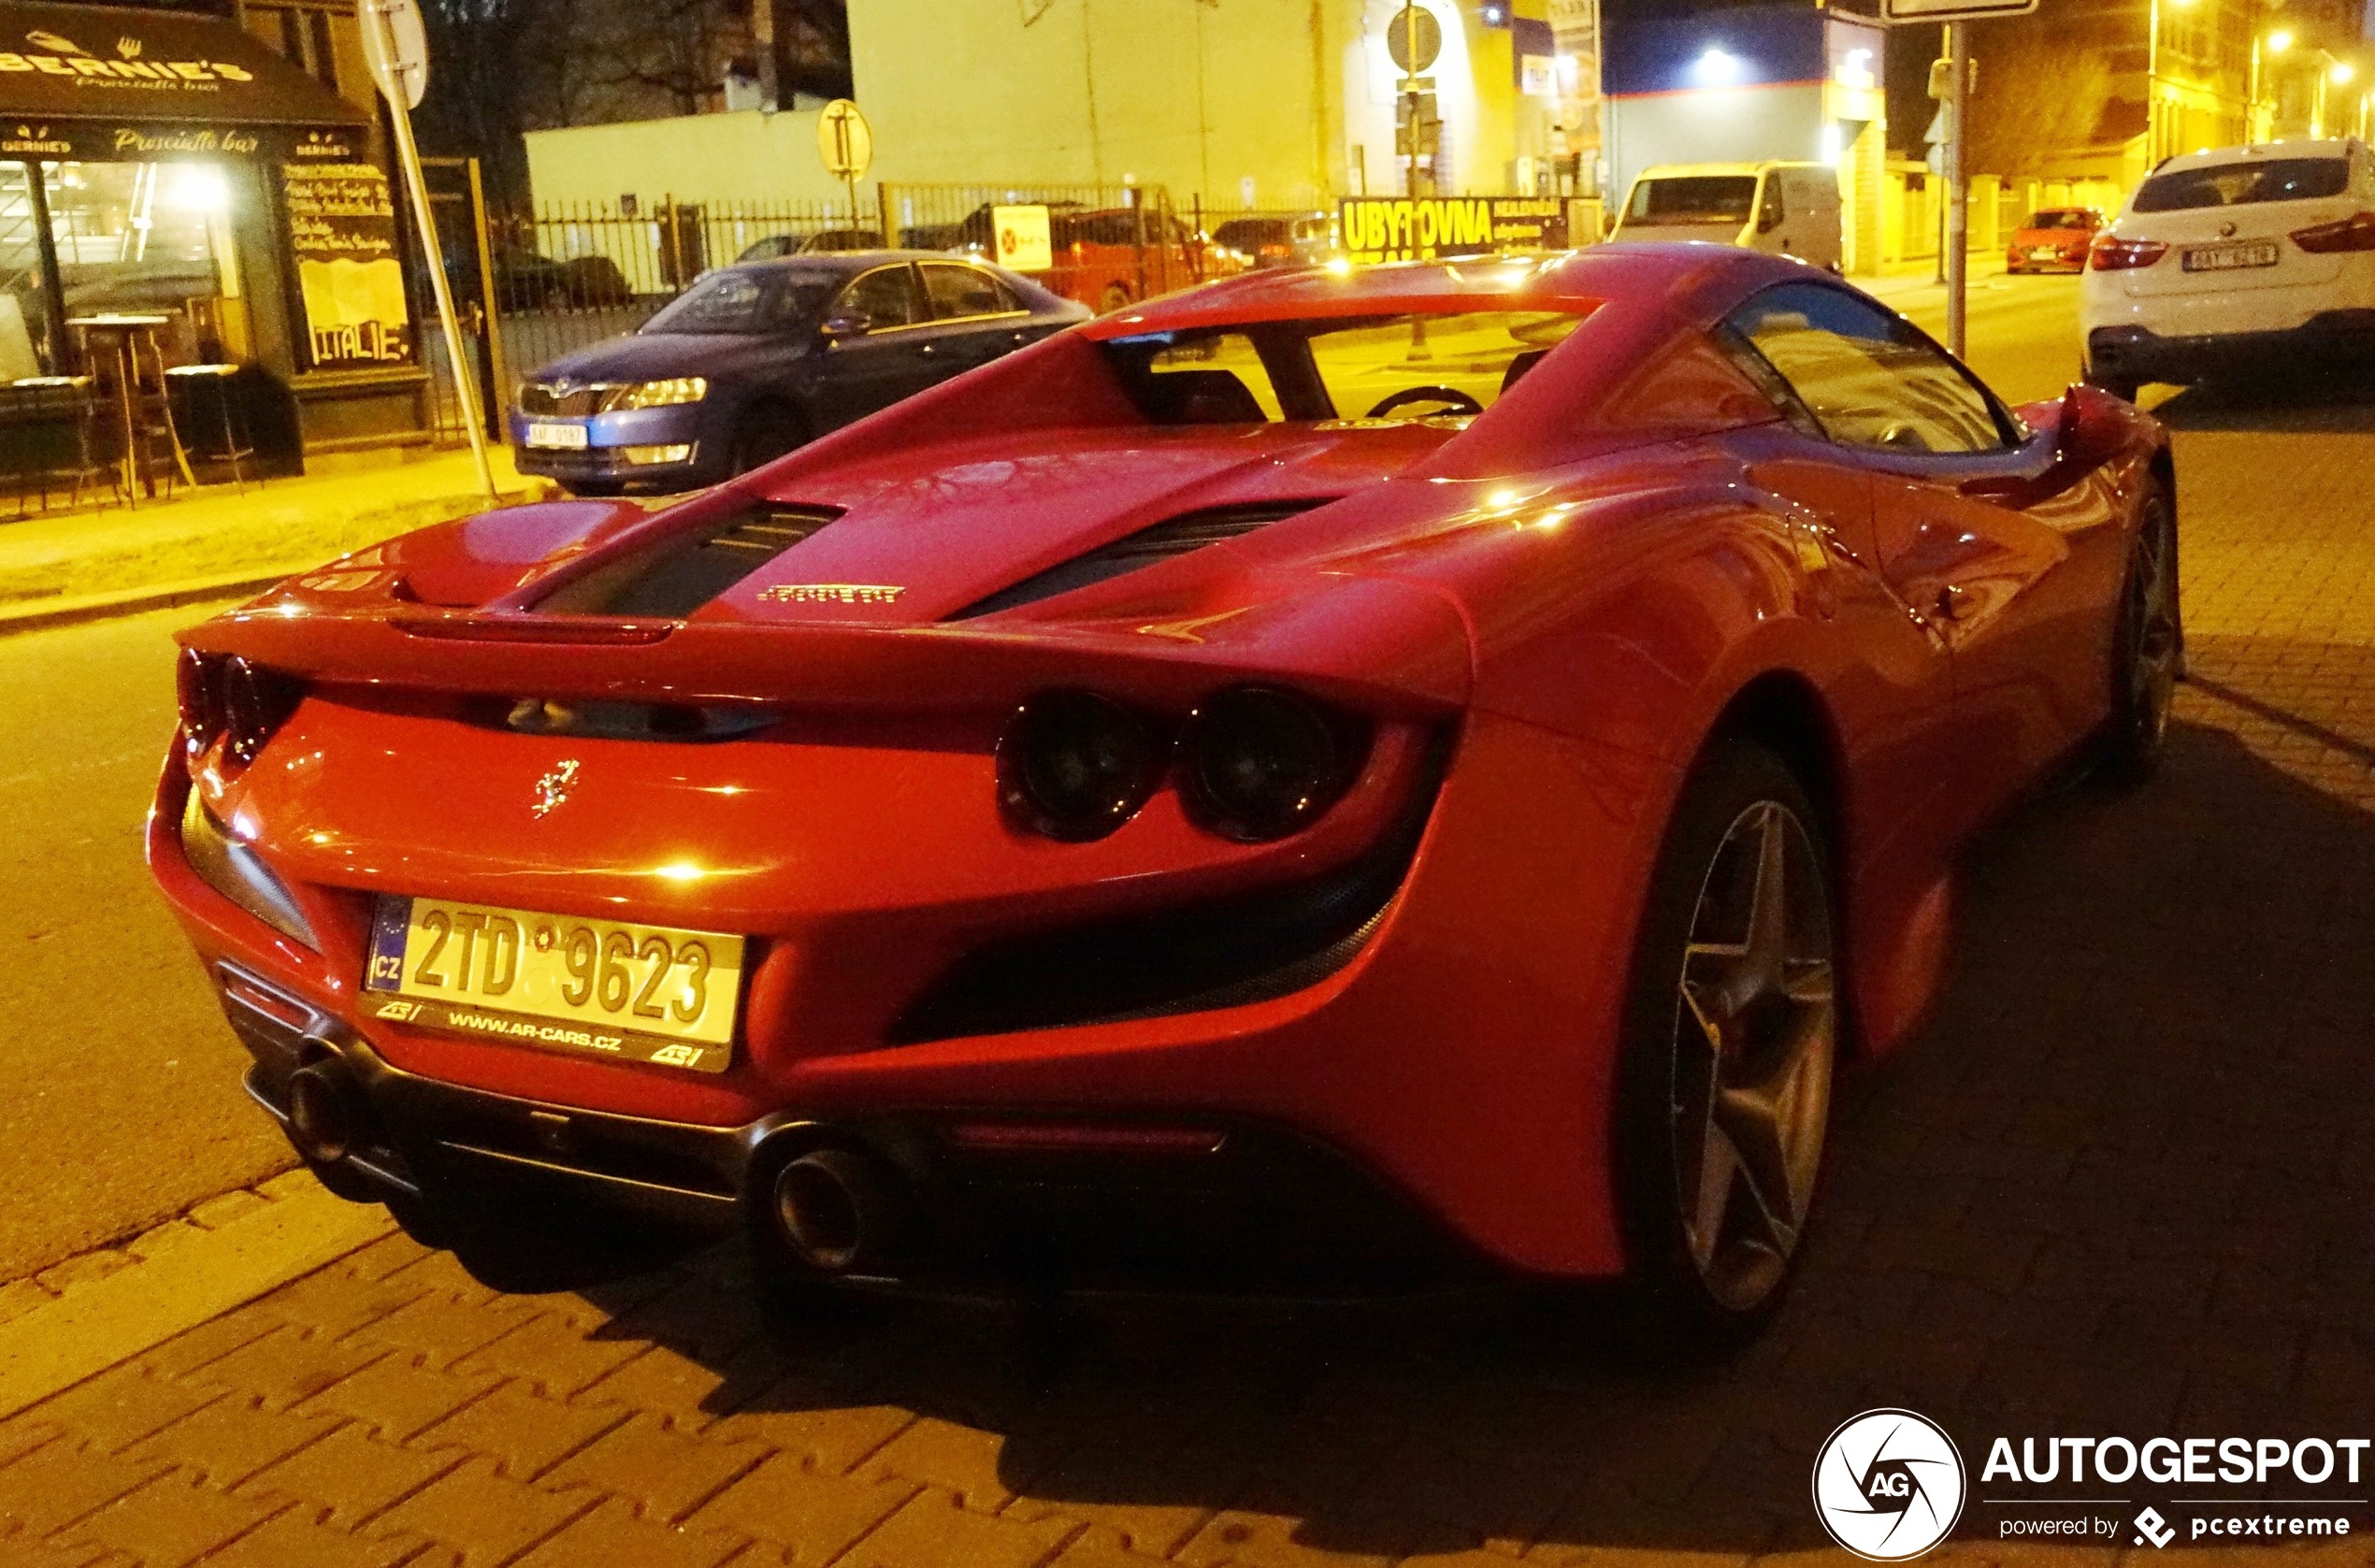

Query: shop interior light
[168,166,229,211]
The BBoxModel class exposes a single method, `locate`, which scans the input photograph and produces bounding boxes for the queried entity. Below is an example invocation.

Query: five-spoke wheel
[1616,740,1836,1343]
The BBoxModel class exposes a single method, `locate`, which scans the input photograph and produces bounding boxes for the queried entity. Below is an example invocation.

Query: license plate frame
[525,420,589,450]
[363,895,743,1073]
[2182,240,2280,272]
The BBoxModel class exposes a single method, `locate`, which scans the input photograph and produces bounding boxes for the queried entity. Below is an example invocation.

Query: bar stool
[166,365,254,492]
[66,314,194,506]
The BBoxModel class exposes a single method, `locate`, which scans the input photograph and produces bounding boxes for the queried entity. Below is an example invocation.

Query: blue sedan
[509,252,1089,496]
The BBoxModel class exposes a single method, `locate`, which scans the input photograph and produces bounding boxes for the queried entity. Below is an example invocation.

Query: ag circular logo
[1811,1408,1967,1561]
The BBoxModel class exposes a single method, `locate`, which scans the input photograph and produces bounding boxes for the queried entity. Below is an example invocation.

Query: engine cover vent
[536,503,844,618]
[948,497,1341,620]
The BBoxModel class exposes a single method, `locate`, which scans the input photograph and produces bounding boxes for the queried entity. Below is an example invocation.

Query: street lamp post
[2311,52,2351,138]
[2250,28,2291,142]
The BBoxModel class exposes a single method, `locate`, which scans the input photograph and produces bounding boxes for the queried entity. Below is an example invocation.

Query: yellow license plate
[364,895,743,1073]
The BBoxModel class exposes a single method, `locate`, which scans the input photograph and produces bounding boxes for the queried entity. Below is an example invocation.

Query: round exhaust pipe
[772,1147,902,1273]
[286,1059,363,1165]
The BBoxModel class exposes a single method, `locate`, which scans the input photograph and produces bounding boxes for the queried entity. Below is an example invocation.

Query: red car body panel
[150,245,2168,1283]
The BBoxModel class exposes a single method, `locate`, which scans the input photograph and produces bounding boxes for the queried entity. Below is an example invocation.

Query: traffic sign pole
[1946,20,1968,357]
[362,0,495,502]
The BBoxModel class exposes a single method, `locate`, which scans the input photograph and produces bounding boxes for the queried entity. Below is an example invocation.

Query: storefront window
[0,163,50,380]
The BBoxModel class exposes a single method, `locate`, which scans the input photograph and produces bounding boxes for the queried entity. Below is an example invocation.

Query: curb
[0,1171,395,1421]
[0,569,295,638]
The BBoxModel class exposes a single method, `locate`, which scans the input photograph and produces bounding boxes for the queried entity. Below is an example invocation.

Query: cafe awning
[0,1,368,163]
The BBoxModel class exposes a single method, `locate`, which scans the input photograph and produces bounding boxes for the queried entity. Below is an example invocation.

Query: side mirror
[819,313,868,342]
[1756,204,1783,235]
[2054,382,2138,473]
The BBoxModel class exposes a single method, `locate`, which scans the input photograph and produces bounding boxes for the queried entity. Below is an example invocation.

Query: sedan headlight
[598,377,708,411]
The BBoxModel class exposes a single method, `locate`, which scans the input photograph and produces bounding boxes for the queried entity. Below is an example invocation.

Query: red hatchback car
[2008,207,2107,272]
[153,246,2179,1339]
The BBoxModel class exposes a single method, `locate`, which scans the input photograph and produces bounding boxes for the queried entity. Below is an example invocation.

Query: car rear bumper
[2087,309,2375,383]
[219,961,1491,1297]
[149,703,1673,1290]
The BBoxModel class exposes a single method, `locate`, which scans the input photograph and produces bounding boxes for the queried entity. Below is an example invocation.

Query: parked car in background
[2007,208,2105,273]
[1209,214,1338,272]
[926,200,1204,311]
[2081,139,2375,400]
[737,230,886,263]
[1611,162,1843,270]
[508,252,1087,495]
[485,247,633,310]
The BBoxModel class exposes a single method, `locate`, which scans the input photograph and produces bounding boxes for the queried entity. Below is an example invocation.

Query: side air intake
[948,498,1341,619]
[536,503,843,618]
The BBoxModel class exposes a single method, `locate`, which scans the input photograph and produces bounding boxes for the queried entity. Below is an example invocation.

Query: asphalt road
[0,273,2101,1284]
[0,597,295,1281]
[1885,270,2087,408]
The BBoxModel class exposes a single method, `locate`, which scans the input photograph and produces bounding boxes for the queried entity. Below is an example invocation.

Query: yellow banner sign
[1340,196,1571,262]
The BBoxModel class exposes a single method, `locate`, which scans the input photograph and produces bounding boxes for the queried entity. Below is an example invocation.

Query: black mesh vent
[535,504,843,618]
[889,725,1451,1043]
[948,498,1340,619]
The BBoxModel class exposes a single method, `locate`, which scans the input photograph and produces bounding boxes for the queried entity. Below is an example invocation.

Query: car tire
[728,403,805,479]
[1610,739,1837,1351]
[2094,480,2181,788]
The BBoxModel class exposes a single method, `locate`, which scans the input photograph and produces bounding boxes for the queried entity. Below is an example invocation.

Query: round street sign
[360,0,427,109]
[817,99,872,181]
[1386,4,1442,74]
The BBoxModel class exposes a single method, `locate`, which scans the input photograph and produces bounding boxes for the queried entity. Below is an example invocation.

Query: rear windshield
[1626,176,1757,225]
[1101,310,1591,426]
[2133,158,2350,212]
[641,267,833,335]
[2026,209,2094,229]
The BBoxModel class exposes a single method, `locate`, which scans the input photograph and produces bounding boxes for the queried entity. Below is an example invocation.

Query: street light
[2312,50,2353,137]
[2250,28,2292,141]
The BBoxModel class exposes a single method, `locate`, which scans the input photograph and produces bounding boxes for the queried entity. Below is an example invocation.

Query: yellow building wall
[851,0,1344,209]
[525,110,858,211]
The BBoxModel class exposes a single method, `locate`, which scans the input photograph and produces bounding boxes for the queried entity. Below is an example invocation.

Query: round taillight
[221,657,299,767]
[176,649,222,761]
[997,691,1165,842]
[1177,687,1360,842]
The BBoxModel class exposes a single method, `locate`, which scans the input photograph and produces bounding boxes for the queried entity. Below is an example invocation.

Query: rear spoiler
[176,575,1473,721]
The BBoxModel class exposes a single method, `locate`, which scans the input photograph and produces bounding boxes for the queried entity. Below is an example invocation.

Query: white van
[1610,161,1843,269]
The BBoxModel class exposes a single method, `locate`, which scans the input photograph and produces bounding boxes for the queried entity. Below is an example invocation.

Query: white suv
[2080,138,2375,399]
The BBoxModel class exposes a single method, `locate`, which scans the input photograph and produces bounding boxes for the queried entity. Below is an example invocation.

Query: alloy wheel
[2124,503,2181,751]
[1669,798,1835,1314]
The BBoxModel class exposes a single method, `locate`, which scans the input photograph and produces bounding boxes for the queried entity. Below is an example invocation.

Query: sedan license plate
[2183,240,2280,272]
[364,895,743,1072]
[525,420,588,449]
[2029,246,2060,259]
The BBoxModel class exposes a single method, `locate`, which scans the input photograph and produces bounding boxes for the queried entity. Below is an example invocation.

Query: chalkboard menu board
[282,163,412,368]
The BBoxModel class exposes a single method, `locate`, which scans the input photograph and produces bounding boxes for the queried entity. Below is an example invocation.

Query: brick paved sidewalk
[3,396,2373,1568]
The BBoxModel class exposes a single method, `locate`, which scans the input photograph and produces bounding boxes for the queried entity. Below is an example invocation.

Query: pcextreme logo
[1811,1409,1969,1561]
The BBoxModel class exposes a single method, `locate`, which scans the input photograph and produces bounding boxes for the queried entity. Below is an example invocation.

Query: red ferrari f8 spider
[151,245,2179,1338]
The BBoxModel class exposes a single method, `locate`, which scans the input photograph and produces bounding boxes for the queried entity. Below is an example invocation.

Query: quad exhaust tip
[772,1147,902,1273]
